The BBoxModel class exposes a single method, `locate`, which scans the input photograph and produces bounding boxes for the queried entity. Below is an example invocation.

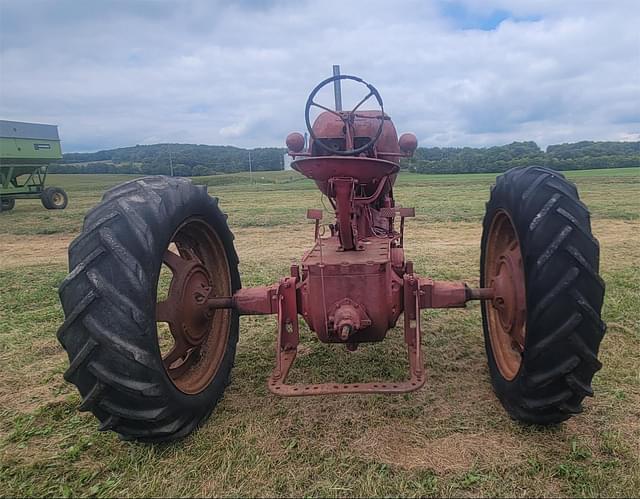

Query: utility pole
[248,150,253,184]
[168,145,174,176]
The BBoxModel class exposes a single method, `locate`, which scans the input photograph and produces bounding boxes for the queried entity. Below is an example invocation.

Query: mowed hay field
[0,168,638,497]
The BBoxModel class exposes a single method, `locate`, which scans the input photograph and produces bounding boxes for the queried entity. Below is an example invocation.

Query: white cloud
[0,0,638,151]
[220,121,249,139]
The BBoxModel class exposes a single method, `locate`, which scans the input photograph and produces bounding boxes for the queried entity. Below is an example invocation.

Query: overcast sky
[1,0,639,152]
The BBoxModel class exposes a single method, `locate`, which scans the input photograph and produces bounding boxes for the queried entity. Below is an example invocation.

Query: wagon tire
[57,176,240,442]
[41,186,68,209]
[0,198,15,212]
[480,166,606,424]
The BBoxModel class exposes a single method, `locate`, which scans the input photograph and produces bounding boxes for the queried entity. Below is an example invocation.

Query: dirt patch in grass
[2,217,634,273]
[0,339,69,415]
[0,434,69,465]
[353,426,524,474]
[0,234,72,269]
[0,383,68,416]
[234,225,314,259]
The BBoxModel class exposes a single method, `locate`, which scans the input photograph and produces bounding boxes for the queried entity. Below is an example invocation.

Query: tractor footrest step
[267,376,426,396]
[267,347,425,397]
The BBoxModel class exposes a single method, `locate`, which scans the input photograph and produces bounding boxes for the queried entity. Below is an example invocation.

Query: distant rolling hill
[50,140,639,175]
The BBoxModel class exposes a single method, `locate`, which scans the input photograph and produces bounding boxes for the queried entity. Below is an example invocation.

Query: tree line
[53,144,285,176]
[50,140,639,175]
[404,140,639,174]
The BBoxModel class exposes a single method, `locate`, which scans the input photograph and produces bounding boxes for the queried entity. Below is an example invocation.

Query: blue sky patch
[438,1,540,30]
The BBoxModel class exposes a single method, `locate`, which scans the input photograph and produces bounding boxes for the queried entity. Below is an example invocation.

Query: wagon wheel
[57,177,240,442]
[0,198,15,212]
[41,187,68,210]
[481,166,606,424]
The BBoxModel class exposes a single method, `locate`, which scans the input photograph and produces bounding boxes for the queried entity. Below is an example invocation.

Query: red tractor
[57,73,606,441]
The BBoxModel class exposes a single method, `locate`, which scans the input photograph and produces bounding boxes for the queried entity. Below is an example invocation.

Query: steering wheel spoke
[310,101,343,118]
[350,90,374,113]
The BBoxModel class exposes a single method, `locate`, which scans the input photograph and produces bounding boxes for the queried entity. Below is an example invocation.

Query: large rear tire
[57,176,240,442]
[481,166,606,424]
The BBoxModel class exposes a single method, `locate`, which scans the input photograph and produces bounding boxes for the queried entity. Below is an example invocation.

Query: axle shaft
[207,284,496,317]
[466,287,495,301]
[206,297,234,309]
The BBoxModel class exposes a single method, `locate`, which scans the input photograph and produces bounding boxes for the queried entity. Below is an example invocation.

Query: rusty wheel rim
[484,210,527,380]
[156,217,232,394]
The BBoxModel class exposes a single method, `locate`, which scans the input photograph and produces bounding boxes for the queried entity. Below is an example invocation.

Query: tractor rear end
[56,73,606,442]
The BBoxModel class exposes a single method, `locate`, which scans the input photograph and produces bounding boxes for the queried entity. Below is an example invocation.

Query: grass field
[0,168,638,497]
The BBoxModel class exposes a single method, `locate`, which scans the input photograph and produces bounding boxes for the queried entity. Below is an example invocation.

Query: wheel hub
[158,248,216,362]
[170,261,214,346]
[491,253,526,347]
[484,210,527,380]
[155,217,233,394]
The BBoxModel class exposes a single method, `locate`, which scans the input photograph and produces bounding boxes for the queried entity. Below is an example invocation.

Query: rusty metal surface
[302,235,389,267]
[299,235,402,343]
[306,208,323,220]
[267,272,425,396]
[419,279,468,308]
[398,132,418,154]
[332,177,357,250]
[467,287,495,301]
[483,209,527,380]
[292,156,399,196]
[155,217,232,394]
[304,110,404,161]
[285,132,305,153]
[232,285,278,315]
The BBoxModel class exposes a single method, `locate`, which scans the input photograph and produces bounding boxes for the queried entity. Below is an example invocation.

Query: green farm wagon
[0,120,68,212]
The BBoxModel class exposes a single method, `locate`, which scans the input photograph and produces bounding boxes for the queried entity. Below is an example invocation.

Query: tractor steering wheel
[305,74,385,156]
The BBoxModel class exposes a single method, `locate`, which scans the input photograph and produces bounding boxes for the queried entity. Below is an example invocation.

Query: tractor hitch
[203,277,495,396]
